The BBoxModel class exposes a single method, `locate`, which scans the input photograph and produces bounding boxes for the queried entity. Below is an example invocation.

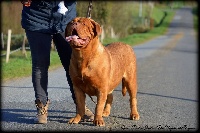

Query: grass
[151,6,167,26]
[1,50,61,82]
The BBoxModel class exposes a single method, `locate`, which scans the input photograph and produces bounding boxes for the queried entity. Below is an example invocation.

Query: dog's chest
[75,53,94,76]
[76,65,98,95]
[79,62,93,81]
[78,60,100,85]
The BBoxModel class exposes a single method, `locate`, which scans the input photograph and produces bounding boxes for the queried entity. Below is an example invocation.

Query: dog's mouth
[66,28,90,48]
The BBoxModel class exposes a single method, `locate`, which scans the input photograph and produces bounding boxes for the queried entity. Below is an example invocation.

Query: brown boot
[34,99,50,124]
[82,106,94,122]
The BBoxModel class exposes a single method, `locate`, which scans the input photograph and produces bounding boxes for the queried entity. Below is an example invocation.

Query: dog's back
[105,42,136,66]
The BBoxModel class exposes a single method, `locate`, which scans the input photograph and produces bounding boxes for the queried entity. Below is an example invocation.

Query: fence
[1,29,28,63]
[1,29,56,63]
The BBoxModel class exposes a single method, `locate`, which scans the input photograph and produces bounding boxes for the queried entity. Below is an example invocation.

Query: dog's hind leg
[125,69,140,120]
[102,93,113,117]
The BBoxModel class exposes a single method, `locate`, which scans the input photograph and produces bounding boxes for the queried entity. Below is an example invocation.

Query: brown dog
[65,17,140,126]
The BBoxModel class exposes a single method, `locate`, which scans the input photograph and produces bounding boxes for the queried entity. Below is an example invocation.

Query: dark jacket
[21,0,76,34]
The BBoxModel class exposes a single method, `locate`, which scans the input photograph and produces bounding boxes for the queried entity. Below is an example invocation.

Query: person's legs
[26,30,52,105]
[52,32,76,104]
[26,30,52,124]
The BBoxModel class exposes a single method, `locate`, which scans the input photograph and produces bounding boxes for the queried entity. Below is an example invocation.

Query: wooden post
[22,33,27,58]
[100,25,105,43]
[139,1,142,18]
[1,32,4,49]
[6,29,12,63]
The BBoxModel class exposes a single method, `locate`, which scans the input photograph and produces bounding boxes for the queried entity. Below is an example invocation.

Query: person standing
[21,0,94,124]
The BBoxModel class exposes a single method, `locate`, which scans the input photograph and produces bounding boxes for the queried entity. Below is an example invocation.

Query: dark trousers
[25,30,76,105]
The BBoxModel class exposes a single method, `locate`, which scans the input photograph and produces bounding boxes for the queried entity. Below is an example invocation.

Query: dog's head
[65,17,101,49]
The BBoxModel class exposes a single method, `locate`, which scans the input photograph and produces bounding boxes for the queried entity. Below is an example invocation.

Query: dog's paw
[93,118,105,126]
[68,117,81,124]
[130,113,140,120]
[93,120,105,126]
[102,110,110,117]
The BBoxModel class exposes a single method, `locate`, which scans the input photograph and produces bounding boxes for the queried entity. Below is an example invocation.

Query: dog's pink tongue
[66,35,78,42]
[66,35,86,44]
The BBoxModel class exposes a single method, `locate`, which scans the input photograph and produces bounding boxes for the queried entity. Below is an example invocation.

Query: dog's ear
[65,27,68,38]
[65,23,70,37]
[90,19,102,36]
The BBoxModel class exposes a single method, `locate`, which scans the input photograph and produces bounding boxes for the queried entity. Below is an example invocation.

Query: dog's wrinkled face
[65,17,101,49]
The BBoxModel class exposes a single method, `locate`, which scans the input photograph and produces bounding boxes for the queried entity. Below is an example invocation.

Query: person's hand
[21,0,32,7]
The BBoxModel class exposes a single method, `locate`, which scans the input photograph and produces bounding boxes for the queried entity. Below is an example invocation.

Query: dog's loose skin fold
[65,17,140,126]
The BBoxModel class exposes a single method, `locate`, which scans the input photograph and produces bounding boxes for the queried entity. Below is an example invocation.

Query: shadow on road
[1,109,75,124]
[1,109,36,124]
[137,91,198,102]
[114,88,198,103]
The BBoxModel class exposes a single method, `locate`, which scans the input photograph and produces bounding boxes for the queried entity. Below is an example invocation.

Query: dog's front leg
[93,91,107,126]
[68,86,85,124]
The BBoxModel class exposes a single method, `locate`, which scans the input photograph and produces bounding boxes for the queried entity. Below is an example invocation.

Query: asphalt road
[1,7,198,132]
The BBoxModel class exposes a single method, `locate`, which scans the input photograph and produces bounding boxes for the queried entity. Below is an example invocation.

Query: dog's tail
[122,78,127,96]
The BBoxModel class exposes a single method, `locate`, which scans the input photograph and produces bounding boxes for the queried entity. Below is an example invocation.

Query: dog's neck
[71,37,104,61]
[71,37,105,75]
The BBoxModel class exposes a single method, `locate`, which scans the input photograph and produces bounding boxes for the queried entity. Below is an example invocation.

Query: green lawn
[1,50,61,82]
